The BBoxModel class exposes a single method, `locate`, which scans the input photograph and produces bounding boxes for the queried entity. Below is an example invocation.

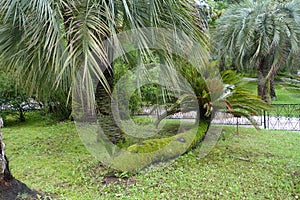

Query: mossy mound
[127,137,173,153]
[110,121,209,172]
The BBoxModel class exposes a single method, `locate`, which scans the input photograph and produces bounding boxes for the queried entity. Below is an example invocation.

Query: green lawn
[243,80,300,104]
[2,114,300,199]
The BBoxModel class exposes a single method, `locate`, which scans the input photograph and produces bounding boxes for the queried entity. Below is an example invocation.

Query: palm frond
[215,0,300,73]
[0,0,210,111]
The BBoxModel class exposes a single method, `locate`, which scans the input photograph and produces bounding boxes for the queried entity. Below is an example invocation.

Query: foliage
[216,0,300,70]
[214,0,300,100]
[0,0,208,109]
[113,68,269,164]
[120,60,270,129]
[242,79,300,104]
[0,72,71,123]
[278,78,300,103]
[0,71,34,122]
[39,90,72,122]
[152,61,270,127]
[195,0,236,28]
[221,70,271,127]
[0,0,211,149]
[114,59,177,116]
[3,114,300,199]
[0,0,209,146]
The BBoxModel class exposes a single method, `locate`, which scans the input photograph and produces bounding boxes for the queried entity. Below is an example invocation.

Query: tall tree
[0,1,208,144]
[214,0,300,102]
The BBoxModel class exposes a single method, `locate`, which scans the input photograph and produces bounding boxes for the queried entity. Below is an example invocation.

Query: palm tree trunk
[94,1,124,145]
[95,41,125,144]
[257,70,266,99]
[95,60,124,145]
[257,58,271,103]
[270,67,277,100]
[219,54,226,72]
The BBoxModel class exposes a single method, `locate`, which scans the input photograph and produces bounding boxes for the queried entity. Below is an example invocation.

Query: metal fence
[212,104,300,131]
[265,104,300,131]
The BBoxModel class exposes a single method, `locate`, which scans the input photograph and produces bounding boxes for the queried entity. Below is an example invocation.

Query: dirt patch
[102,175,137,187]
[84,162,137,188]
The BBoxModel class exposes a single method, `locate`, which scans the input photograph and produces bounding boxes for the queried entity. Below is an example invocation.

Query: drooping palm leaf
[215,0,300,73]
[0,0,209,109]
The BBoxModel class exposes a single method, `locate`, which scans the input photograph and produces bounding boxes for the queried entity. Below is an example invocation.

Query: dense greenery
[3,113,299,199]
[101,66,269,170]
[0,0,210,144]
[0,70,71,122]
[0,71,31,122]
[0,0,299,197]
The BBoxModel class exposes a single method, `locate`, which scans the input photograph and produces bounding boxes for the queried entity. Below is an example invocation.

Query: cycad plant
[160,65,270,128]
[215,0,300,102]
[221,70,270,128]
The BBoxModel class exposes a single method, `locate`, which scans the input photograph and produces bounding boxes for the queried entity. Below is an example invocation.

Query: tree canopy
[0,0,208,105]
[214,0,300,102]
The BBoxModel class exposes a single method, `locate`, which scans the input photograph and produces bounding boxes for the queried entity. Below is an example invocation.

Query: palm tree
[214,0,300,102]
[0,0,209,145]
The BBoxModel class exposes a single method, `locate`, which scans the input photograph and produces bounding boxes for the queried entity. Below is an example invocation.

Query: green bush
[0,71,31,122]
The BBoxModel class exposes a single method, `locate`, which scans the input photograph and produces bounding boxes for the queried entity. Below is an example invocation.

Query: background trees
[0,70,31,122]
[0,69,71,123]
[214,0,300,102]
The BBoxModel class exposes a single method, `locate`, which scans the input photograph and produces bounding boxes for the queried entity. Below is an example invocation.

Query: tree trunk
[93,1,124,145]
[219,53,226,72]
[17,106,26,122]
[95,68,125,145]
[95,37,125,145]
[269,67,277,100]
[257,70,265,98]
[0,124,13,183]
[257,58,271,103]
[0,119,42,199]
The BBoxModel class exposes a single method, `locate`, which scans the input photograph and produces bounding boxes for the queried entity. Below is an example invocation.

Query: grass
[241,80,300,117]
[1,113,300,199]
[242,80,300,104]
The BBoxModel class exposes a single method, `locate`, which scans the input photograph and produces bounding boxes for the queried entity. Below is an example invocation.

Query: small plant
[16,193,29,199]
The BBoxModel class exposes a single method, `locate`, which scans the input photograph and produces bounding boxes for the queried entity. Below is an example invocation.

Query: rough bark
[95,68,125,145]
[269,68,277,100]
[218,53,226,72]
[0,127,13,182]
[95,36,125,145]
[17,105,26,122]
[257,58,272,103]
[94,1,124,145]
